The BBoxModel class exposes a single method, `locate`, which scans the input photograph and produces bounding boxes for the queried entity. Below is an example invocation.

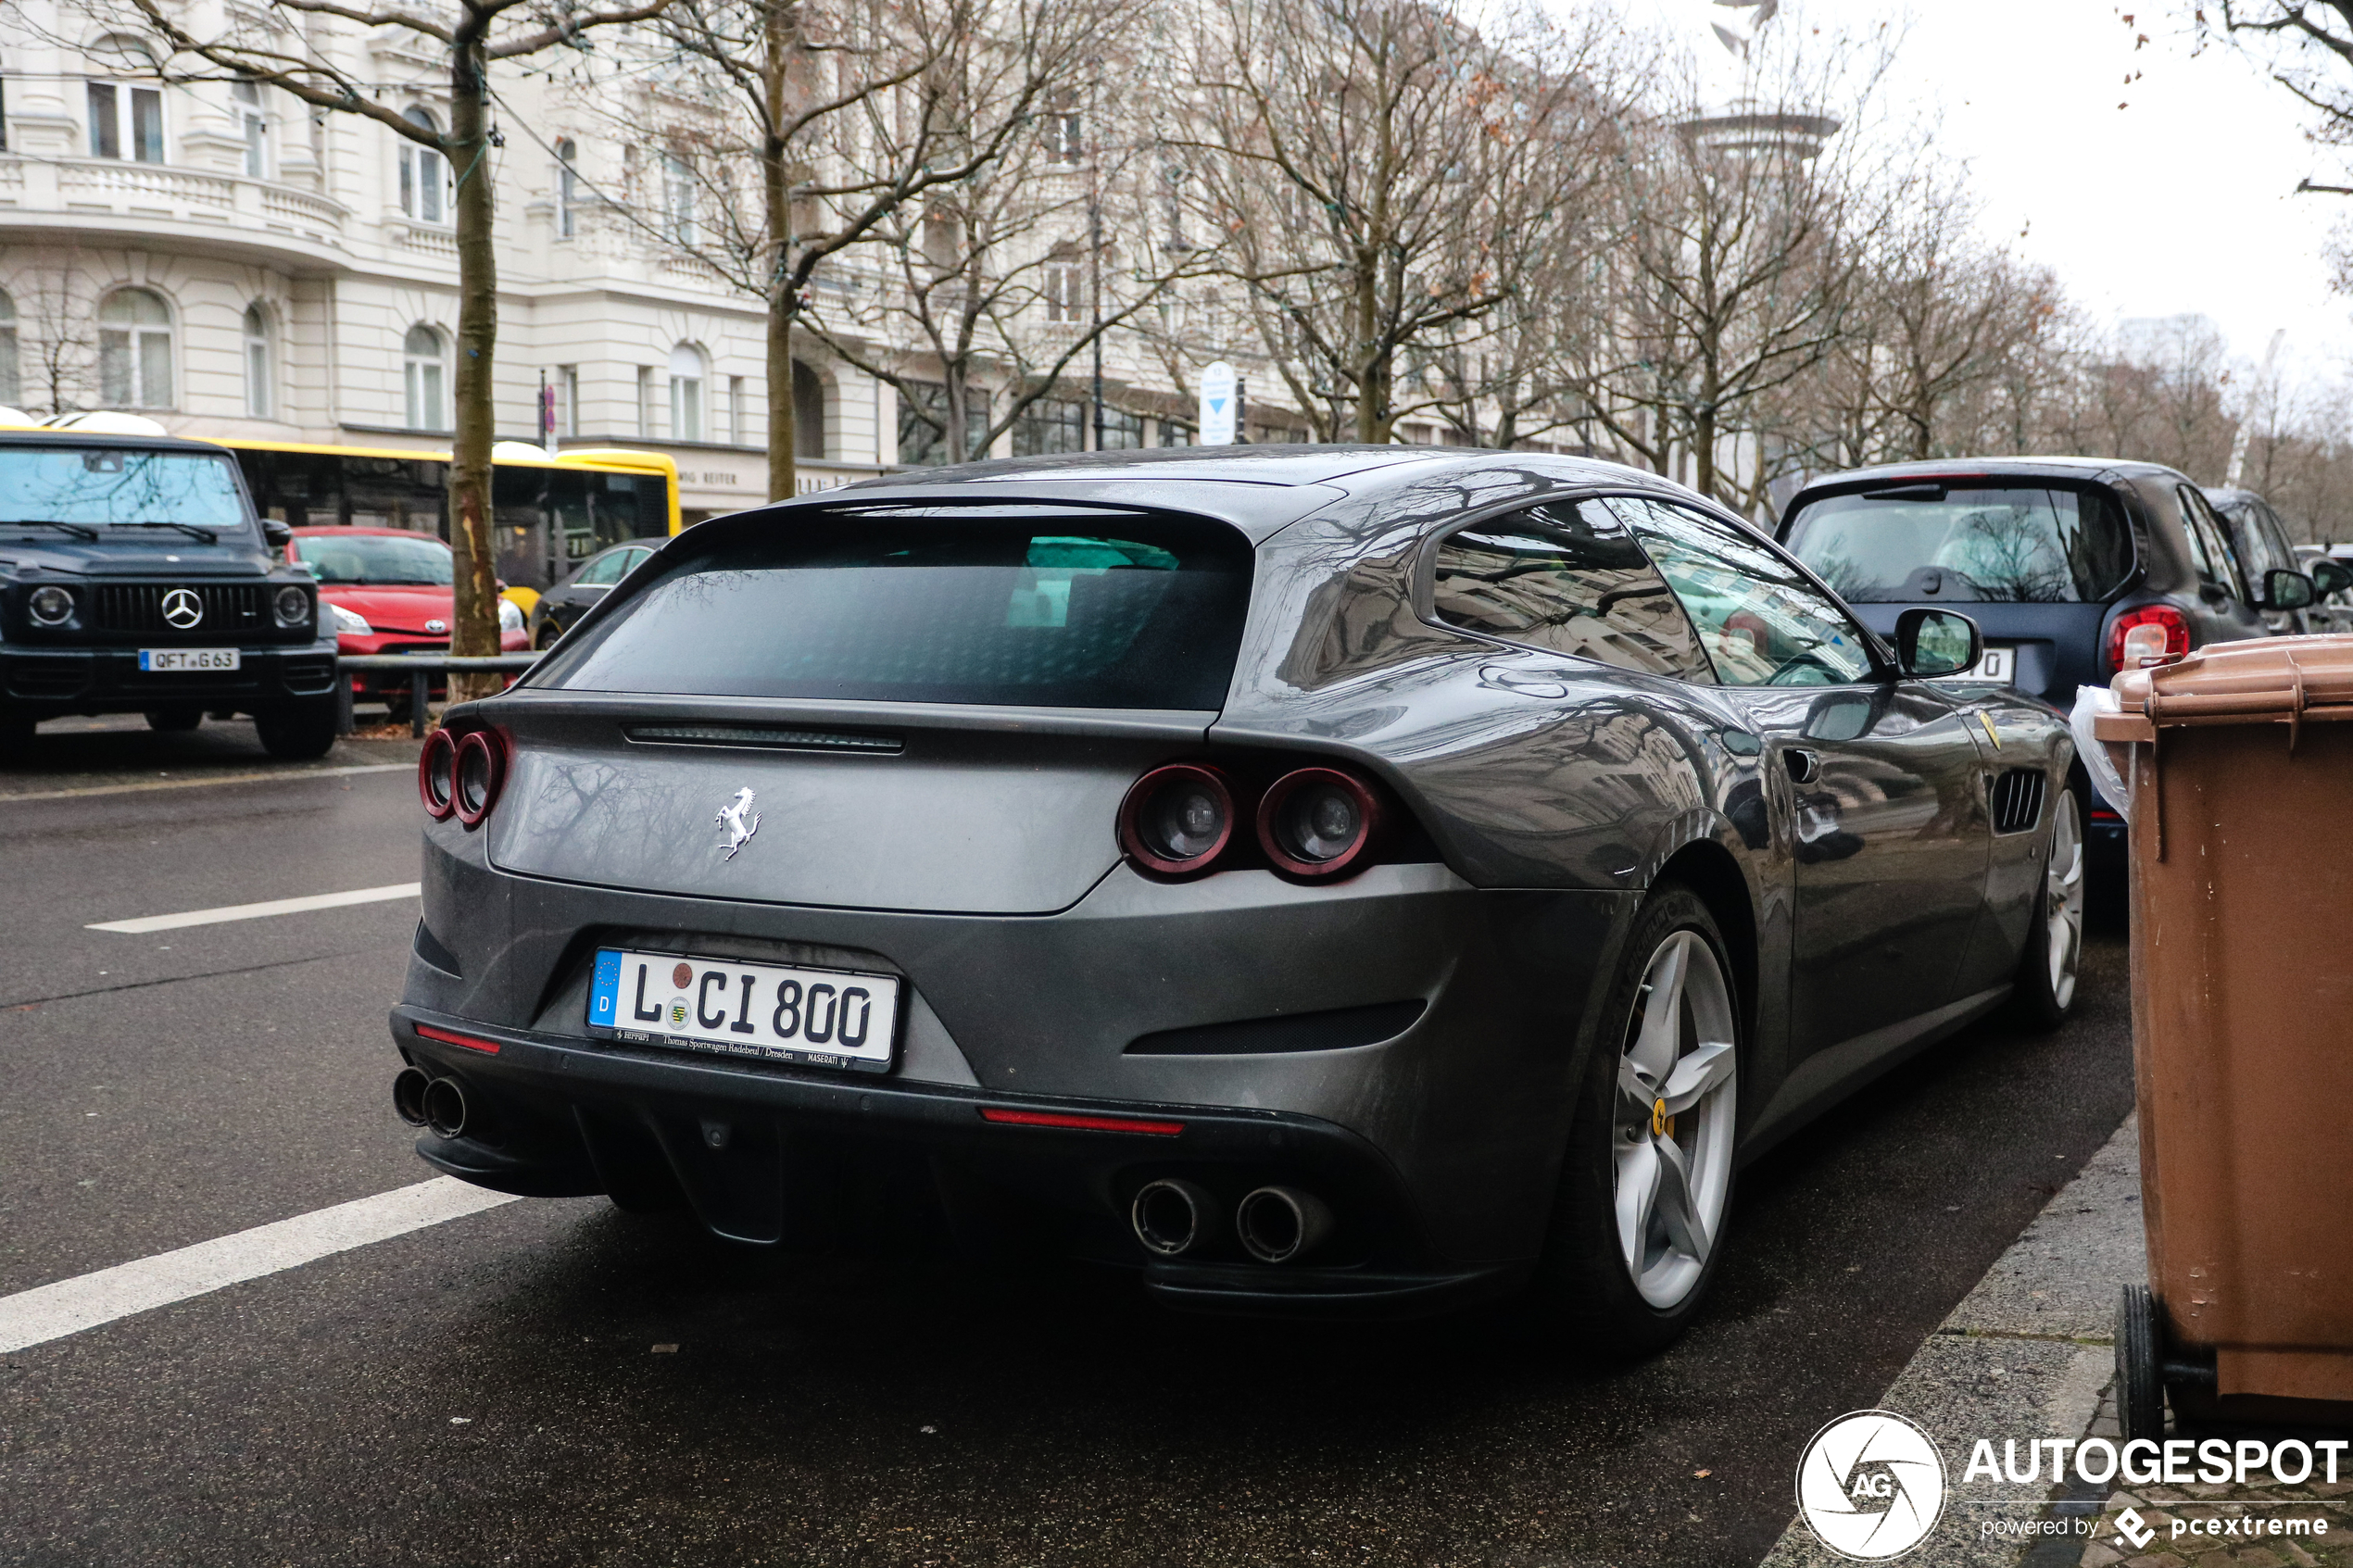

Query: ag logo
[160,587,204,629]
[1796,1410,1945,1560]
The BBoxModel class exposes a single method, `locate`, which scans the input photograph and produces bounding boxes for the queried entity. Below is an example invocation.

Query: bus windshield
[0,447,248,533]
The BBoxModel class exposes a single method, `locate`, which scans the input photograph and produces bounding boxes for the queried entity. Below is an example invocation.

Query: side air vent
[623,723,903,755]
[1991,768,2046,835]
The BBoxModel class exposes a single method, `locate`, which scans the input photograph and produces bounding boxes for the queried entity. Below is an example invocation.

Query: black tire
[144,707,203,733]
[535,622,561,651]
[2117,1284,2166,1443]
[1529,882,1741,1360]
[253,700,337,760]
[2009,781,2085,1032]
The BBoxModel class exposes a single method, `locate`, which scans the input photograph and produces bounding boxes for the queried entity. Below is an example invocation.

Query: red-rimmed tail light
[2107,604,2190,673]
[418,729,458,820]
[452,730,508,827]
[1118,763,1237,876]
[1257,767,1382,880]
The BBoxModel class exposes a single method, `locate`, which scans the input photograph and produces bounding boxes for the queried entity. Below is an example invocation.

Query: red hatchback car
[286,527,528,712]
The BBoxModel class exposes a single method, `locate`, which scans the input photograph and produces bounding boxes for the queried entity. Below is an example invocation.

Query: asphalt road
[0,716,2139,1568]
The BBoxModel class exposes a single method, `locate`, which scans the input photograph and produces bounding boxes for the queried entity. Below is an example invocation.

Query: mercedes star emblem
[160,587,204,630]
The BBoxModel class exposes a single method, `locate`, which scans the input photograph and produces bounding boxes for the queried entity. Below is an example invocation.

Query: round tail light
[452,730,507,826]
[418,729,458,820]
[1257,767,1381,879]
[1118,763,1237,876]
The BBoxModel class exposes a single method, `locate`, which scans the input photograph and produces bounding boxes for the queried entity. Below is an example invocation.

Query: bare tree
[1170,0,1632,444]
[7,257,98,417]
[101,0,674,689]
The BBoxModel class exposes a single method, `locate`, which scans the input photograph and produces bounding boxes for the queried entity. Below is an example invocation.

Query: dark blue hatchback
[1778,457,2312,873]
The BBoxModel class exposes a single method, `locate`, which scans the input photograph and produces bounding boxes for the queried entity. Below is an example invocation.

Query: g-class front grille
[1991,769,2047,835]
[92,583,271,635]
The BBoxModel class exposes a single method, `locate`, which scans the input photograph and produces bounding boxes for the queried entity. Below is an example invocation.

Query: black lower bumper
[2,641,338,714]
[391,1005,1520,1318]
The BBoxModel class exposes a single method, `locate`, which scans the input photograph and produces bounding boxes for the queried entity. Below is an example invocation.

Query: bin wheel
[2118,1284,2166,1443]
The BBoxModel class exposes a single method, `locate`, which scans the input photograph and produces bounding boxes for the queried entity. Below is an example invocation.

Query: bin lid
[2110,633,2353,730]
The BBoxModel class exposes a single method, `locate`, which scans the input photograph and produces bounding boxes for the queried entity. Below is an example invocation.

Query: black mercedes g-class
[0,431,338,758]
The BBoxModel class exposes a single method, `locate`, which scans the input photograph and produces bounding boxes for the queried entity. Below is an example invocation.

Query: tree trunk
[763,6,798,502]
[447,39,501,702]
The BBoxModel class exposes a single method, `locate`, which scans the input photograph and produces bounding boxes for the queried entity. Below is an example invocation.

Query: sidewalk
[1755,1114,2351,1568]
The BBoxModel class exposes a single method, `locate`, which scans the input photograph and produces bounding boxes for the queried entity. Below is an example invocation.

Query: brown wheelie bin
[2095,636,2353,1437]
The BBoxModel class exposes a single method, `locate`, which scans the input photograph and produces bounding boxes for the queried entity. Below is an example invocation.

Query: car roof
[290,526,446,541]
[1788,455,2190,505]
[0,431,236,456]
[851,445,1460,490]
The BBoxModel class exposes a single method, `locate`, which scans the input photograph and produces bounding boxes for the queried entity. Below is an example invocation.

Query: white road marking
[4,760,412,805]
[88,882,422,934]
[0,1178,520,1355]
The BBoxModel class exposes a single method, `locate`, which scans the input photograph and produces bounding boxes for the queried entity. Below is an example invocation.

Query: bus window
[493,464,553,591]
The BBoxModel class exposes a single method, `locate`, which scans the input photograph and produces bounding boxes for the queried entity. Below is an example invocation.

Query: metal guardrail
[335,653,541,738]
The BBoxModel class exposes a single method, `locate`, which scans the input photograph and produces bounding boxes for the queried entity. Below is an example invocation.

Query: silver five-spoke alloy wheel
[2044,788,2085,1010]
[1614,929,1738,1310]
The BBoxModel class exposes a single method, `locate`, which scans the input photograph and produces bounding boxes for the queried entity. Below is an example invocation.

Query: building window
[88,75,164,164]
[1161,163,1189,250]
[98,288,173,408]
[0,289,18,408]
[899,380,987,467]
[399,107,447,224]
[662,150,697,246]
[792,361,825,459]
[1101,408,1143,449]
[243,303,271,419]
[635,365,653,438]
[555,138,580,238]
[557,365,579,436]
[403,324,447,430]
[1158,419,1193,447]
[1013,395,1086,458]
[234,81,268,178]
[728,374,745,445]
[1043,258,1082,323]
[669,343,706,441]
[1042,99,1083,166]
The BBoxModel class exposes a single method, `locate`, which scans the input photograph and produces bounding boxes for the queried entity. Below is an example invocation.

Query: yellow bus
[222,438,683,610]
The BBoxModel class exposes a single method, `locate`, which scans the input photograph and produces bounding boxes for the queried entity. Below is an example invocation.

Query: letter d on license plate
[585,947,901,1073]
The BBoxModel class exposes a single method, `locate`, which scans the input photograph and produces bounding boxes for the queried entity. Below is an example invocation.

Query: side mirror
[261,518,292,550]
[2310,558,2353,596]
[2260,568,2317,611]
[1895,607,1982,679]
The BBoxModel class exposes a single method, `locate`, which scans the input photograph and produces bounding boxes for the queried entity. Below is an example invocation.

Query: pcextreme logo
[1796,1410,1948,1561]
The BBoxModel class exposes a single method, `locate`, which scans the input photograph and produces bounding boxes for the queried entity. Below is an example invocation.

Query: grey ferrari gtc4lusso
[392,446,2080,1352]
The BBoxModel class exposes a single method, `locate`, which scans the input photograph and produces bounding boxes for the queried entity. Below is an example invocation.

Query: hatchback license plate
[585,947,901,1073]
[139,647,240,672]
[1963,646,2014,684]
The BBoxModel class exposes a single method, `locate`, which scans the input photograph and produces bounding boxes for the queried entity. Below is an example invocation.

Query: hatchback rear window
[1781,484,2133,603]
[534,512,1253,709]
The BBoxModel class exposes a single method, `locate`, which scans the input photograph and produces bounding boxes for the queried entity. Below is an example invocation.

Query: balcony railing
[6,157,348,246]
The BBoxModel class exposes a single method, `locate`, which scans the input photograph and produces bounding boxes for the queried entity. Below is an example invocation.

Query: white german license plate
[139,647,240,673]
[1964,646,2014,684]
[585,947,901,1073]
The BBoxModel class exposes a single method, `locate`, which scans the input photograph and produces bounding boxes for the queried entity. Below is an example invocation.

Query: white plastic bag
[2070,683,2130,822]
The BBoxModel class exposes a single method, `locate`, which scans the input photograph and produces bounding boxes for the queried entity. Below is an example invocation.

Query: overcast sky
[1619,0,2353,394]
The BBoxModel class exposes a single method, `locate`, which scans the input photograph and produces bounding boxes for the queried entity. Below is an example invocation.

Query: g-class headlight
[28,585,75,626]
[273,584,312,627]
[498,597,524,634]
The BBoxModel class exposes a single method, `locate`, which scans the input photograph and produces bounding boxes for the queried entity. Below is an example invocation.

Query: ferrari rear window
[534,512,1253,709]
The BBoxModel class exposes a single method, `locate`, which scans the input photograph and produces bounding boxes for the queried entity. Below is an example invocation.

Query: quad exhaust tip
[420,1076,470,1142]
[392,1067,431,1128]
[1235,1185,1334,1264]
[1130,1178,1221,1258]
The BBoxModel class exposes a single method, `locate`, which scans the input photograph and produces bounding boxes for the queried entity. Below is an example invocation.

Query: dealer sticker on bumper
[585,947,901,1073]
[138,648,240,672]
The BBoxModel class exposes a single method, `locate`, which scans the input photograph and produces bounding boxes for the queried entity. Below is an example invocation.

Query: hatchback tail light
[419,729,458,820]
[2108,605,2190,673]
[452,730,509,827]
[1258,766,1382,880]
[1118,763,1237,876]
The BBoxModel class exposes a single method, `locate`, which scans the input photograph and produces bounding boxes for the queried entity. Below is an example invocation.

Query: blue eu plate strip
[588,948,623,1027]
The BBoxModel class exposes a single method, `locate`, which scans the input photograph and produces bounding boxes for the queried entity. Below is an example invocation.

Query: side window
[576,550,626,586]
[1612,497,1878,688]
[623,546,654,574]
[1427,499,1711,680]
[2178,486,2246,601]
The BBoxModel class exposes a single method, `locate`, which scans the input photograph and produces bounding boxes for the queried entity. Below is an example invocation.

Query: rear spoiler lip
[456,686,1220,746]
